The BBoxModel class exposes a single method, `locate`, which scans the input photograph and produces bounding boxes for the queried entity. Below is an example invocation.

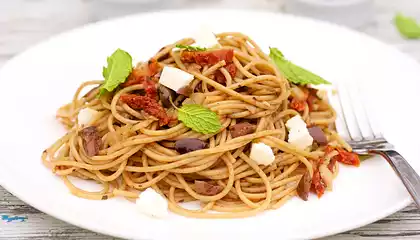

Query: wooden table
[1,0,420,239]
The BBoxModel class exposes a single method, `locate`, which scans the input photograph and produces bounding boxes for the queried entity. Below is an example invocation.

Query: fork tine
[336,83,363,141]
[345,84,375,140]
[358,86,384,139]
[327,85,350,140]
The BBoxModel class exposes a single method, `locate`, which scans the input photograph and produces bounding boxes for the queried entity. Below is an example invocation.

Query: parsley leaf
[394,13,420,39]
[359,154,373,161]
[269,47,331,85]
[176,44,207,51]
[99,49,133,96]
[177,104,222,134]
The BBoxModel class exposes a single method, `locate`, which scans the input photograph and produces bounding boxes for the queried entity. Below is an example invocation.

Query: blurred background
[0,0,420,68]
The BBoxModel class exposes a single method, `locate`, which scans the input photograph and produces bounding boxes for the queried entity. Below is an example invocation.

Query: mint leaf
[270,47,284,58]
[269,47,331,85]
[176,44,207,51]
[359,154,373,161]
[394,13,420,39]
[177,104,222,134]
[99,49,133,96]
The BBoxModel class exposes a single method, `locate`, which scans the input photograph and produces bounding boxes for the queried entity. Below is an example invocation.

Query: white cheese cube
[192,25,220,49]
[77,108,100,126]
[308,84,335,99]
[136,188,168,218]
[285,115,307,130]
[287,128,314,150]
[159,66,194,92]
[250,142,275,166]
[286,115,313,150]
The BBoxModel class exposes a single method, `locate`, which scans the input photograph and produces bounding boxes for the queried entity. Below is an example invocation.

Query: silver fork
[332,83,420,208]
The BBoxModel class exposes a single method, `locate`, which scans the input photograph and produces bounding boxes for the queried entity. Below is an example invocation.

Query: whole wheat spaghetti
[42,32,360,218]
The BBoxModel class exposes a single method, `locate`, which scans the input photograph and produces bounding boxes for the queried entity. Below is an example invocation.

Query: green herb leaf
[394,13,420,39]
[269,47,331,85]
[359,154,373,161]
[177,104,222,134]
[99,49,133,96]
[176,44,207,51]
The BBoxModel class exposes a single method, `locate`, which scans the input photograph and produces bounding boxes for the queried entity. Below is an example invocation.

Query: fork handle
[372,150,420,208]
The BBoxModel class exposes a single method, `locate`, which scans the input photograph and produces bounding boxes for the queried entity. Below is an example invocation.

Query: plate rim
[0,8,414,240]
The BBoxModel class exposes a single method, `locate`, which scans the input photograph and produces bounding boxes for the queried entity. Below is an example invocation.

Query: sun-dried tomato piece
[120,94,169,126]
[181,49,234,66]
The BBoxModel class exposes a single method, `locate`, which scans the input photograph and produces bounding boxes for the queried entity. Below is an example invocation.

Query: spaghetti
[42,32,360,218]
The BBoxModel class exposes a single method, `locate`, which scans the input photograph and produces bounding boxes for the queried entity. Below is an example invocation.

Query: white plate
[0,9,419,240]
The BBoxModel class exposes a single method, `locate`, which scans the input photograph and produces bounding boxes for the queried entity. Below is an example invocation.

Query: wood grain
[1,0,420,239]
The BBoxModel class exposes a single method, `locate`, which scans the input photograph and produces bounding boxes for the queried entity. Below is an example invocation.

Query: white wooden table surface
[1,0,420,239]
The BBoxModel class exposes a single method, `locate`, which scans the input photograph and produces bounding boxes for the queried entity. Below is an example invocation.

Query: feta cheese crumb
[77,108,100,126]
[286,115,313,150]
[159,66,194,92]
[250,142,275,166]
[136,188,168,218]
[191,25,220,49]
[285,114,307,130]
[308,84,334,99]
